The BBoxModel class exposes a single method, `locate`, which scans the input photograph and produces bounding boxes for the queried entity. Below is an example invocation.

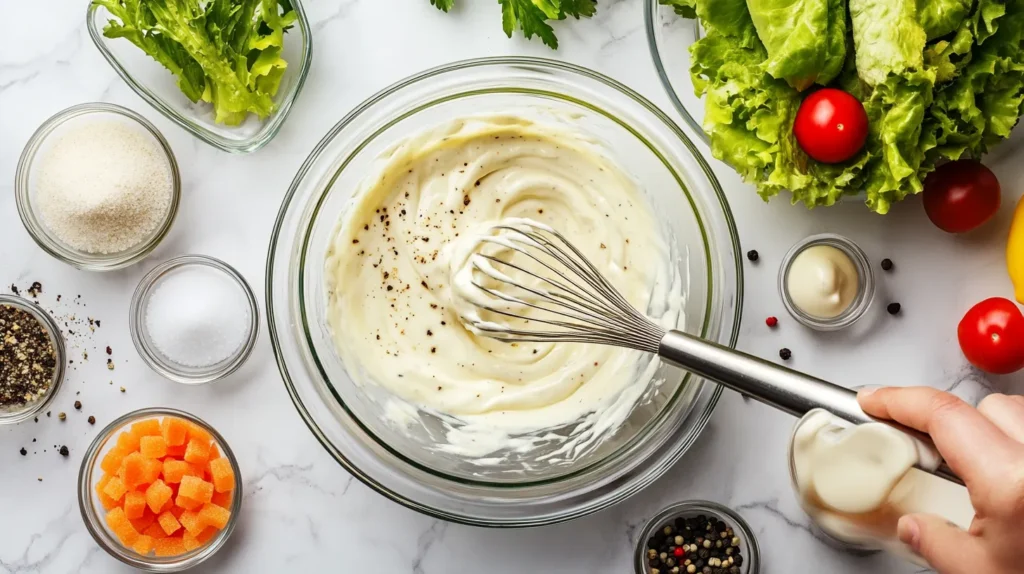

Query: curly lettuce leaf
[95,0,294,125]
[745,0,847,90]
[849,0,927,86]
[917,0,973,40]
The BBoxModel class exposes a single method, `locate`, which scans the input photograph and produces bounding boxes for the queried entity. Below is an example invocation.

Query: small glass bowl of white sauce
[778,234,874,331]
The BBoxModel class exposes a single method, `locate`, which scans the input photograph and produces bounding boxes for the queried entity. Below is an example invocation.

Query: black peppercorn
[74,400,81,410]
[58,445,69,457]
[19,447,27,456]
[881,258,893,271]
[746,250,759,262]
[779,348,792,361]
[88,416,96,425]
[887,302,901,315]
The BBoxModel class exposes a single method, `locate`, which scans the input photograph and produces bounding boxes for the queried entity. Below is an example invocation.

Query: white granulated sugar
[35,119,173,254]
[145,268,251,368]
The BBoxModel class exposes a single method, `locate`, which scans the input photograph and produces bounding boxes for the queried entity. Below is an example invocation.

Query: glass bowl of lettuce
[646,0,1024,214]
[87,0,312,154]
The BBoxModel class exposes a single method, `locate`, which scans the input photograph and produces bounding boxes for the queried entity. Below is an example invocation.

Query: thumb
[898,514,983,574]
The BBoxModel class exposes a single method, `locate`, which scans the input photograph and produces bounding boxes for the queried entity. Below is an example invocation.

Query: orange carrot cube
[165,443,187,458]
[145,480,174,514]
[208,443,221,461]
[162,460,191,484]
[142,458,163,484]
[196,526,218,544]
[175,494,203,511]
[131,419,161,439]
[185,422,212,446]
[139,435,167,459]
[178,510,205,536]
[207,457,234,493]
[100,448,128,475]
[154,536,185,557]
[130,508,156,532]
[211,490,232,509]
[179,476,214,504]
[124,491,147,519]
[120,452,147,489]
[157,510,181,536]
[96,474,119,510]
[183,439,211,466]
[102,476,128,502]
[131,534,154,555]
[116,431,140,452]
[143,523,168,540]
[160,417,189,447]
[105,508,138,545]
[197,503,231,530]
[182,530,202,551]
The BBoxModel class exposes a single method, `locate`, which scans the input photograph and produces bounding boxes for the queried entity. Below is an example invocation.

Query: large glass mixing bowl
[266,57,742,526]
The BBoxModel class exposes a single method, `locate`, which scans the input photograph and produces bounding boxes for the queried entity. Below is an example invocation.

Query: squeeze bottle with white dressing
[789,409,975,564]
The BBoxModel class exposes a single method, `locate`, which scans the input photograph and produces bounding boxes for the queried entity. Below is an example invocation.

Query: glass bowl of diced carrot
[77,408,241,571]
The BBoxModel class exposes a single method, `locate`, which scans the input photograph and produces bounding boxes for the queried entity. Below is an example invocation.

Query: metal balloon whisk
[458,220,962,485]
[463,222,665,354]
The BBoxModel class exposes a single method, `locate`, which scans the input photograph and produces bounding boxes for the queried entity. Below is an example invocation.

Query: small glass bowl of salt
[131,255,258,384]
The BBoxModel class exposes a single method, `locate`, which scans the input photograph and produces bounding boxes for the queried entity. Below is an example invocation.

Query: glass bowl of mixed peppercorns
[0,294,66,424]
[635,500,760,574]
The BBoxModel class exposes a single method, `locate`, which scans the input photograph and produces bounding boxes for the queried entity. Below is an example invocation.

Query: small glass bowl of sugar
[131,255,259,384]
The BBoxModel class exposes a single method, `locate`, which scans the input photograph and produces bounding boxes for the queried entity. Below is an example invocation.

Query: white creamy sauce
[324,114,682,461]
[791,411,974,561]
[786,245,859,318]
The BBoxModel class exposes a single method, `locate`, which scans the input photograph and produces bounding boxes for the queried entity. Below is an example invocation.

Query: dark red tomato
[793,88,869,164]
[922,160,1001,233]
[958,297,1024,375]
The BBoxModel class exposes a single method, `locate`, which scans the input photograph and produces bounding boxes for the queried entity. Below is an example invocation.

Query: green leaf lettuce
[95,0,294,125]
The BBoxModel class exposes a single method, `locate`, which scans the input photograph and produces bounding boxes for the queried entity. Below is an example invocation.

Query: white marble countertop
[2,1,1023,572]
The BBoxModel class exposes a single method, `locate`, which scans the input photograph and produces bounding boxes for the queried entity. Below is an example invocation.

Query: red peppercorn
[673,547,685,558]
[765,316,778,328]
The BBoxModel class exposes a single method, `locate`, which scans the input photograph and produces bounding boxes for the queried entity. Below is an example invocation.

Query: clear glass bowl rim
[129,255,260,384]
[634,500,762,573]
[265,56,744,526]
[85,0,313,154]
[0,294,67,424]
[644,0,709,145]
[14,102,182,271]
[77,407,243,572]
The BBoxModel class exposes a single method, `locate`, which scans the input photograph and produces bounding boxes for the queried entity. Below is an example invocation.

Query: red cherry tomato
[793,88,869,164]
[957,297,1024,374]
[922,160,1001,233]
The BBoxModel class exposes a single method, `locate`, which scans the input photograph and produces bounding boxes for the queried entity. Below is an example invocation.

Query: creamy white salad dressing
[786,245,859,318]
[324,114,683,461]
[791,411,974,561]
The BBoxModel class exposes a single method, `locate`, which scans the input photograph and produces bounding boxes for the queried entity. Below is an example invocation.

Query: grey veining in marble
[2,1,1023,573]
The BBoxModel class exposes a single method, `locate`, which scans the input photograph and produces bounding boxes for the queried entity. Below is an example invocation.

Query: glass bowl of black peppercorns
[635,500,760,574]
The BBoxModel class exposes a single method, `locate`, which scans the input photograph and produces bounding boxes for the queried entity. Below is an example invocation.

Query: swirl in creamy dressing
[325,114,682,460]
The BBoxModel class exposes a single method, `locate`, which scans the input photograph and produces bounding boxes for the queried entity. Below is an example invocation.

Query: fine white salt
[145,268,250,368]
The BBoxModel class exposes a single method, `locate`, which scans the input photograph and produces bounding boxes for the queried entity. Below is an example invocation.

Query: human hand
[858,387,1024,574]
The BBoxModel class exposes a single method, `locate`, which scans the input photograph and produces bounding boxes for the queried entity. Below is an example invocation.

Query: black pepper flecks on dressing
[324,114,682,459]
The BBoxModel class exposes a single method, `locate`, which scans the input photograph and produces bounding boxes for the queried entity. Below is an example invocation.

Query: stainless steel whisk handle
[658,330,963,485]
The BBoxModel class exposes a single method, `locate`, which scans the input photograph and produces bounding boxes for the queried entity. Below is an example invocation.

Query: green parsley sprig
[430,0,597,49]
